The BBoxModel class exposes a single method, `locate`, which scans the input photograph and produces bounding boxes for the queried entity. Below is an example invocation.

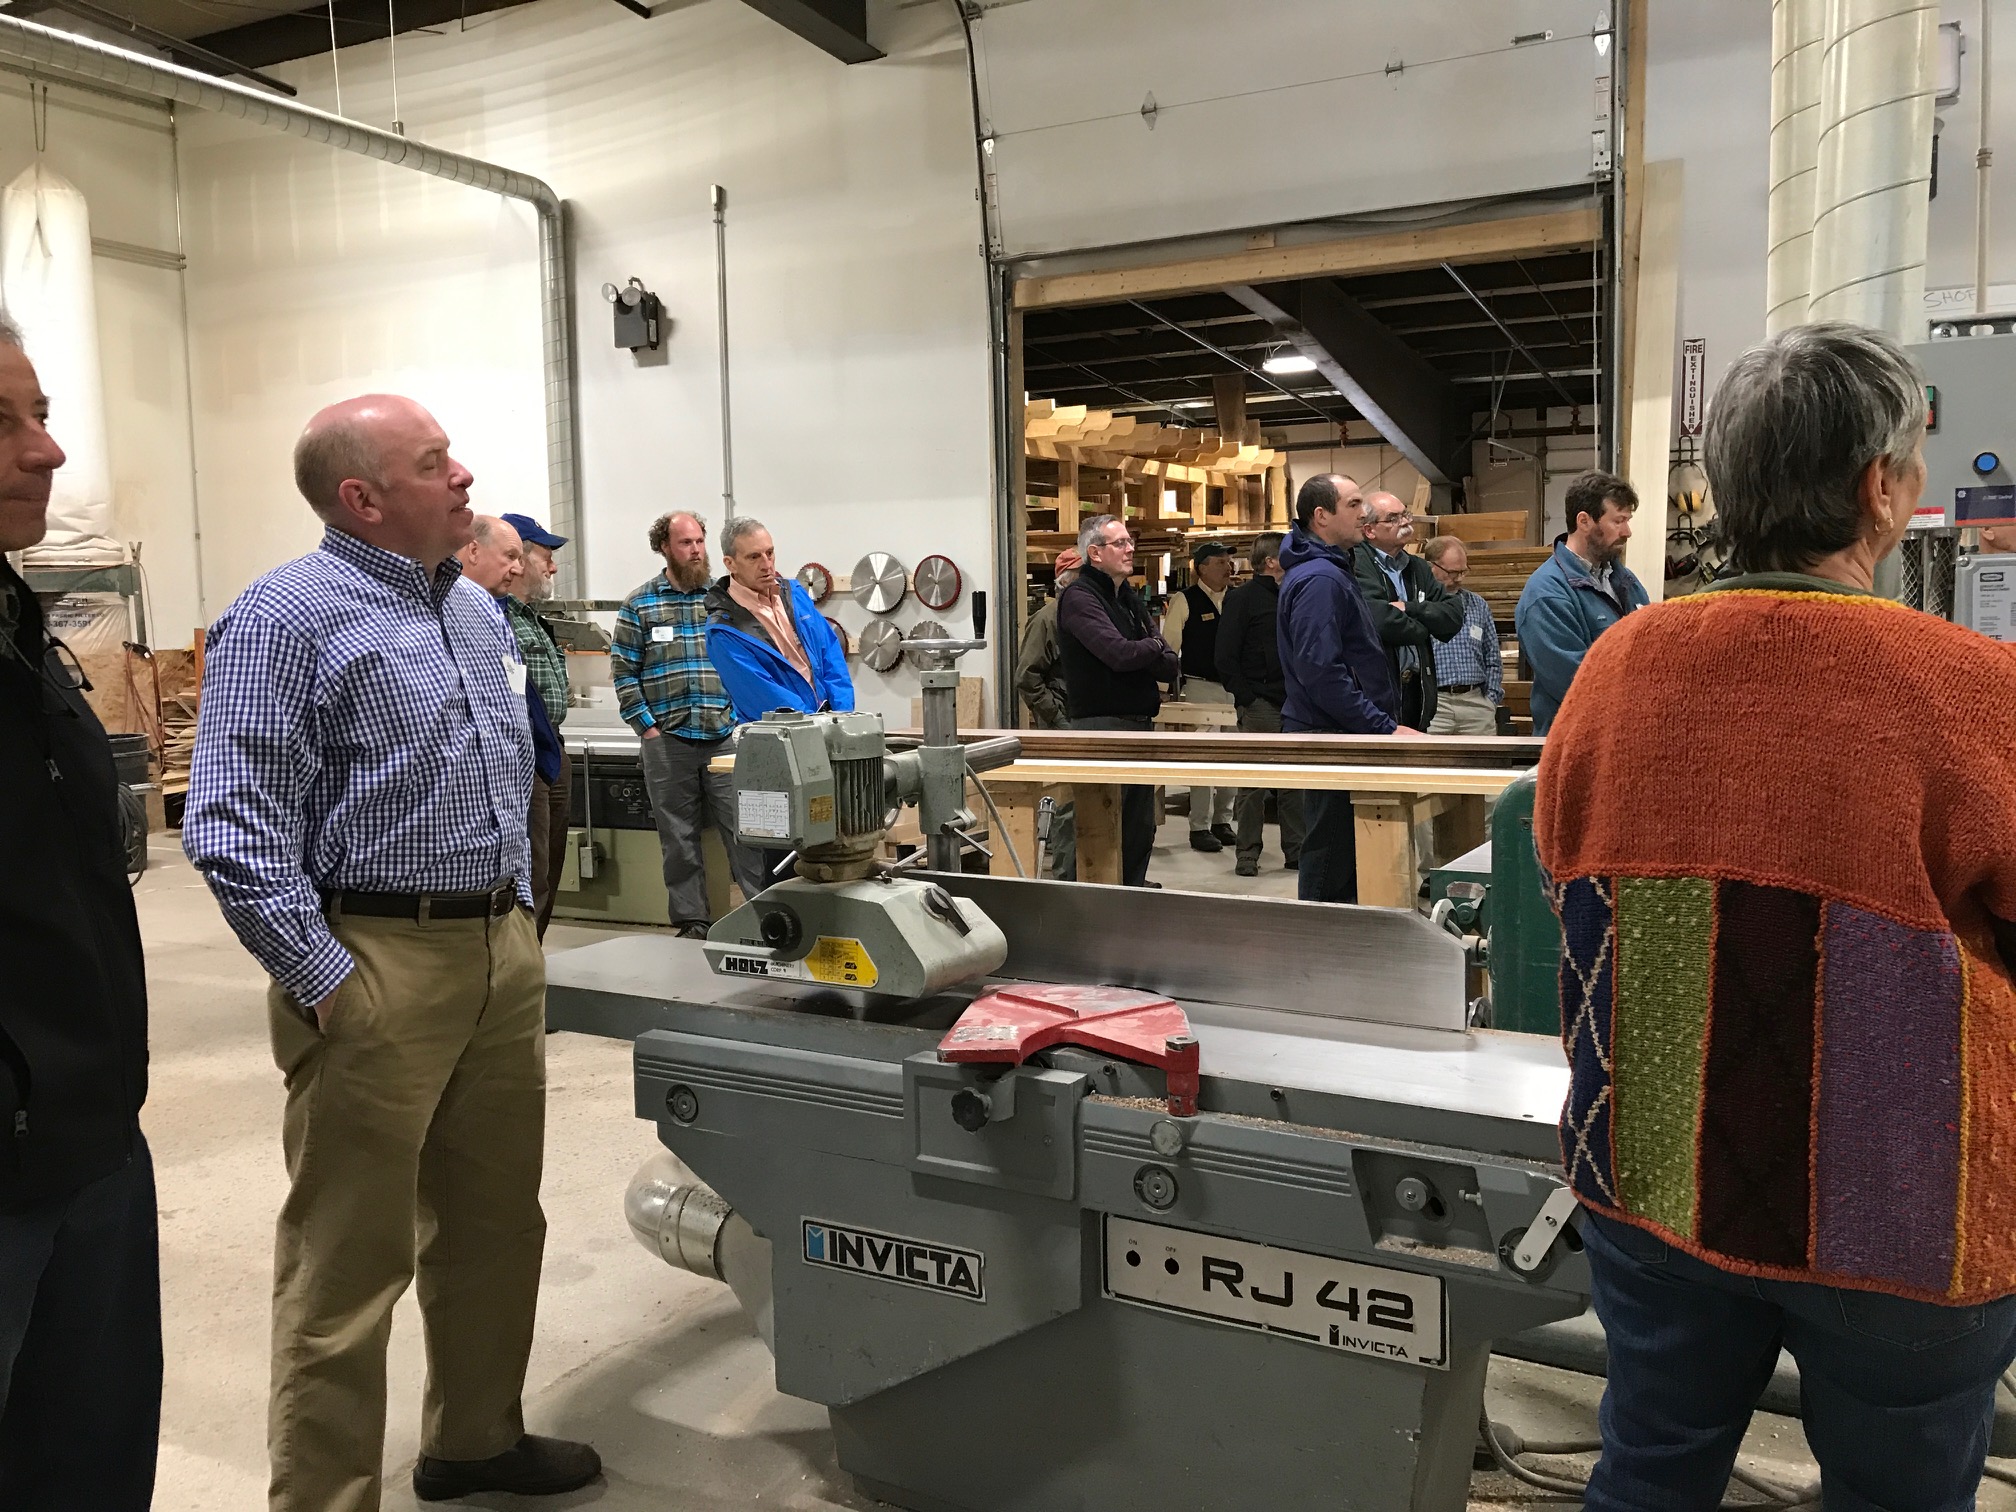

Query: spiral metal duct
[0,12,582,583]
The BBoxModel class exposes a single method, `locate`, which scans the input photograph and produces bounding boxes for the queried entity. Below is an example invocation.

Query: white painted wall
[0,71,203,642]
[176,0,993,722]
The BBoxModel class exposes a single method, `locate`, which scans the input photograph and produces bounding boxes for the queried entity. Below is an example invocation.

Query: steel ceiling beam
[734,0,880,62]
[1229,279,1469,487]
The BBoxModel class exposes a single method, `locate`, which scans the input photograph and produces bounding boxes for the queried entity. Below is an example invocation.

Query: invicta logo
[802,1219,985,1302]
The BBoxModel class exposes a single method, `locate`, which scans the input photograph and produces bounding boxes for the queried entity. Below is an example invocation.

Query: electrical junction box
[1909,333,2016,528]
[1956,553,2016,642]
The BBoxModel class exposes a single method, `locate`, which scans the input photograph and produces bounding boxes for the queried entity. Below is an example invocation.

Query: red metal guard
[938,983,1201,1117]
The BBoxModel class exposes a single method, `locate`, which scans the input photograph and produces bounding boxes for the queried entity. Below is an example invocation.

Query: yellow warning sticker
[804,936,878,989]
[808,794,834,825]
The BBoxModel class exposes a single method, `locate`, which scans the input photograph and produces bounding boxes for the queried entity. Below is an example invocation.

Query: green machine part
[1485,771,1563,1037]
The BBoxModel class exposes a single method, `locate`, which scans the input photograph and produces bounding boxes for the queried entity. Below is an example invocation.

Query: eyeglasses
[2,632,90,703]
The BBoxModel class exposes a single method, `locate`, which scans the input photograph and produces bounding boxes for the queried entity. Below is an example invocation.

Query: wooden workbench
[978,758,1520,906]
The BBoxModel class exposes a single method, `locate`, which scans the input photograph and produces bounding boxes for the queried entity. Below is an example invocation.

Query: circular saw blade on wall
[857,617,905,672]
[823,616,850,655]
[913,555,962,611]
[852,552,909,613]
[905,619,953,671]
[796,562,834,603]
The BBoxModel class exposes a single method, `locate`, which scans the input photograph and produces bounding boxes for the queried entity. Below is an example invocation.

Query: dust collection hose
[624,1151,775,1349]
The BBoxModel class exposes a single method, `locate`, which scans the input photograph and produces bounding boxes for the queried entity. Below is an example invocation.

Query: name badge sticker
[651,624,680,644]
[504,659,528,695]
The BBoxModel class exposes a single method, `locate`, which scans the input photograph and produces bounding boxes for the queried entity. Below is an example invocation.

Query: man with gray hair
[1057,512,1178,886]
[612,510,768,936]
[703,515,853,720]
[184,394,600,1506]
[0,310,162,1508]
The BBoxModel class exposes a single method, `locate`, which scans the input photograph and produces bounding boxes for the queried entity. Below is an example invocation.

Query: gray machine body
[1912,333,2016,529]
[550,875,1588,1512]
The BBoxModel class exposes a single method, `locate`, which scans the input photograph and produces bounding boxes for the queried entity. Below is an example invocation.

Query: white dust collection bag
[0,163,120,565]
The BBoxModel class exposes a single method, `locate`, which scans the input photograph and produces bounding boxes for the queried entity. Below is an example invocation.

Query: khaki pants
[265,905,547,1512]
[1179,678,1236,831]
[1427,688,1499,736]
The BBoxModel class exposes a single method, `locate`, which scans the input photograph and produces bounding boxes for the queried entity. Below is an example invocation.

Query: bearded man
[610,510,769,935]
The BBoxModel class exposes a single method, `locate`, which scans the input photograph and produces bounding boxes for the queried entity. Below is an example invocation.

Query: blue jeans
[1584,1210,2016,1512]
[0,1133,162,1511]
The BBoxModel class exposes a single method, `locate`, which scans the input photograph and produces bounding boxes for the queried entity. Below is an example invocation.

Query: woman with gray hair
[1535,322,2016,1509]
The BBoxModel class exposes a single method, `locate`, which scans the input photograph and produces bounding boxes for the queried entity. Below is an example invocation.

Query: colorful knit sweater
[1536,574,2016,1305]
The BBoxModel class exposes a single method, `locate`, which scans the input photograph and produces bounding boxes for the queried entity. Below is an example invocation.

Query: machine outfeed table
[548,876,1588,1512]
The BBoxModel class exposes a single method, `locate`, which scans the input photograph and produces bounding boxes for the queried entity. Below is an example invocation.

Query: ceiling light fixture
[1262,353,1318,374]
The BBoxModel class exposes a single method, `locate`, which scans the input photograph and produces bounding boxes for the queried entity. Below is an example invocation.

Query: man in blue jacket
[1515,470,1649,734]
[1277,473,1415,903]
[704,517,854,721]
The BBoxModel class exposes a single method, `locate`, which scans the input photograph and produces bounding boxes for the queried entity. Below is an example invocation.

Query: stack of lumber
[154,647,201,797]
[1459,546,1552,624]
[1026,400,1278,480]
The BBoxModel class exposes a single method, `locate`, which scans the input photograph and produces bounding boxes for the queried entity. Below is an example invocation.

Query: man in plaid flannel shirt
[610,511,768,935]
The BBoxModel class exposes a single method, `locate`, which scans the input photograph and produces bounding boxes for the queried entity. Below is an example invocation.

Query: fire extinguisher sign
[1680,337,1706,437]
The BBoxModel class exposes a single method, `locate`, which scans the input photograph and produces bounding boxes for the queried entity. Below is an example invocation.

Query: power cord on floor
[1480,1413,1821,1509]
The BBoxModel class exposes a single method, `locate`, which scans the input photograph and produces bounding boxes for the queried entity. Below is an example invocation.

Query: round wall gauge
[852,552,909,613]
[913,554,962,611]
[857,617,906,671]
[796,562,834,603]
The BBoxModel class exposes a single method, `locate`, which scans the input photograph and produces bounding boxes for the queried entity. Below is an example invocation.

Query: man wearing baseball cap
[1161,540,1238,853]
[498,513,573,936]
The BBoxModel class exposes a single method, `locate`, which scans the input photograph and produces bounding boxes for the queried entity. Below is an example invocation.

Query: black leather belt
[326,881,518,920]
[1441,683,1482,695]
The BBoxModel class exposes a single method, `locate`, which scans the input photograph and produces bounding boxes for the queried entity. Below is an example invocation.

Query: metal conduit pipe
[625,1153,775,1350]
[0,13,583,591]
[1807,0,1940,337]
[1766,0,1827,334]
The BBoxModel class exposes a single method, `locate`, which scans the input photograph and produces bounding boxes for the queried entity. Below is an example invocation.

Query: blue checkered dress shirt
[183,528,534,1005]
[1429,587,1504,704]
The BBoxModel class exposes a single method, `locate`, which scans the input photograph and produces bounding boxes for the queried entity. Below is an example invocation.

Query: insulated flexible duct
[1766,0,1826,333]
[0,13,582,587]
[1807,0,1939,336]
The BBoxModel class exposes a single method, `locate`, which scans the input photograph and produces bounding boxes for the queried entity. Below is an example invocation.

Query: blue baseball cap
[500,512,567,549]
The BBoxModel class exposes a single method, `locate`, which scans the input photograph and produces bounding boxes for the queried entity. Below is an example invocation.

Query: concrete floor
[136,826,2009,1510]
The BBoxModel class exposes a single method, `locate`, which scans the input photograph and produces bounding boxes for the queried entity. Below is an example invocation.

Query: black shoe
[1188,831,1223,853]
[1284,856,1301,871]
[1211,824,1237,846]
[673,921,710,940]
[1234,858,1259,878]
[413,1435,601,1501]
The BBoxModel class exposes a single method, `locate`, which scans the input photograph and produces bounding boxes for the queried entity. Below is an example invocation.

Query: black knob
[951,1089,990,1132]
[971,589,987,640]
[756,905,802,951]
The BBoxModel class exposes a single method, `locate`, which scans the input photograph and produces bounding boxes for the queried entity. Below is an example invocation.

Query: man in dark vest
[1161,541,1237,853]
[1058,513,1178,887]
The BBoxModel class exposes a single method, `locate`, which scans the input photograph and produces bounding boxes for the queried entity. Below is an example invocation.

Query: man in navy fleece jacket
[1276,473,1415,902]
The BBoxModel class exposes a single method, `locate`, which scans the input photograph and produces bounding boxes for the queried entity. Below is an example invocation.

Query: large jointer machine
[545,622,1588,1512]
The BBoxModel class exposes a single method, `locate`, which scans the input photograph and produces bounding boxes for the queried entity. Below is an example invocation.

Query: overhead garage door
[967,0,1615,261]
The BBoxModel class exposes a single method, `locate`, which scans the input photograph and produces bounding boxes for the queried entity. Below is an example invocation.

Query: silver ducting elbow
[626,1151,733,1278]
[625,1152,776,1350]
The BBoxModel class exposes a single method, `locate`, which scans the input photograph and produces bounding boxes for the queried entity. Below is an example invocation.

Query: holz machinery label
[803,1219,986,1302]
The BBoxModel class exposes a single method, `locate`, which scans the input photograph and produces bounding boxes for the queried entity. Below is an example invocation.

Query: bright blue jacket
[703,577,855,721]
[1275,526,1401,734]
[1515,542,1650,734]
